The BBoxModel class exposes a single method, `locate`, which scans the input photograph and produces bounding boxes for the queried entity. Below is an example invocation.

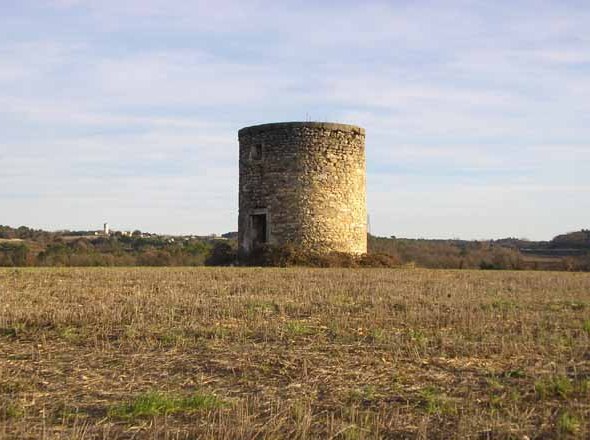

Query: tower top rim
[239,121,365,137]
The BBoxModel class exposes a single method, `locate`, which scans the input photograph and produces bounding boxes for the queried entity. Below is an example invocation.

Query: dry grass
[0,267,589,439]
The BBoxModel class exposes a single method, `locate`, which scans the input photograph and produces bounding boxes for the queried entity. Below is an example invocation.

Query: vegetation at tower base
[204,242,236,266]
[237,243,400,268]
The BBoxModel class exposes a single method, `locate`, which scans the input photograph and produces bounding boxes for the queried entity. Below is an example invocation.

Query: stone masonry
[238,122,366,258]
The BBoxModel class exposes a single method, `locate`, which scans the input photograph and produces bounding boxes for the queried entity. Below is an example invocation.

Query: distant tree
[0,243,29,266]
[0,226,16,239]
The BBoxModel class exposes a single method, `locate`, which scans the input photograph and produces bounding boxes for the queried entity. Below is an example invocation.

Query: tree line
[0,225,588,270]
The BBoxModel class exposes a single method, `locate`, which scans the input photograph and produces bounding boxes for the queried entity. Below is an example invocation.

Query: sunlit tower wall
[238,121,366,259]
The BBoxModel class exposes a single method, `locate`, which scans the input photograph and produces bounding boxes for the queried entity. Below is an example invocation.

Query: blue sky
[1,0,588,239]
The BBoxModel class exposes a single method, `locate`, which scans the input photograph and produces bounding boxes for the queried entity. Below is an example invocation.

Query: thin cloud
[1,0,589,238]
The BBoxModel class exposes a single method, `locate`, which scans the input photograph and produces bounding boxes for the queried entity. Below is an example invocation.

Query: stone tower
[238,121,366,258]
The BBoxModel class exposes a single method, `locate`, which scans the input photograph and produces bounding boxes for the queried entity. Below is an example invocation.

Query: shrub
[359,253,401,267]
[239,244,400,268]
[205,242,237,266]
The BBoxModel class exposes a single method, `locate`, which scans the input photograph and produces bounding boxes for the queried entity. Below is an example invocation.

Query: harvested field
[0,268,589,439]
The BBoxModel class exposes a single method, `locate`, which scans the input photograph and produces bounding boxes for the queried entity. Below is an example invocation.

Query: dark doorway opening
[251,214,267,248]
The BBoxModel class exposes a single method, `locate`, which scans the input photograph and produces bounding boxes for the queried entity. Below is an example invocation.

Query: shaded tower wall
[238,121,366,258]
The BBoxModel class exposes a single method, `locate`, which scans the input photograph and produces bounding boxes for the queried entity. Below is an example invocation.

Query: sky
[1,0,589,240]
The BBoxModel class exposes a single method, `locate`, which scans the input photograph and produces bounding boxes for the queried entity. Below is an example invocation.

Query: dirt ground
[1,267,589,439]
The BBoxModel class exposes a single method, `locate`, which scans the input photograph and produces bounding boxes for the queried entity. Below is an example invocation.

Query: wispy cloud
[1,0,588,238]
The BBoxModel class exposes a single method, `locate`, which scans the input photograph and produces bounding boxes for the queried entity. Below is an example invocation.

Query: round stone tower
[238,121,366,258]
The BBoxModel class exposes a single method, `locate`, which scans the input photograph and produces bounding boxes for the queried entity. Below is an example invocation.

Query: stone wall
[238,122,366,257]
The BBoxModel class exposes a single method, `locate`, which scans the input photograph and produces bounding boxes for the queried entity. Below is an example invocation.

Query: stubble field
[0,267,589,439]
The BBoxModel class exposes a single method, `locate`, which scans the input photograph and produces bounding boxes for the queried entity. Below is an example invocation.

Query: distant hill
[550,229,590,249]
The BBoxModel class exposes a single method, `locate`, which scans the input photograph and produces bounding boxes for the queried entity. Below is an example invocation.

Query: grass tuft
[418,386,456,415]
[283,321,315,337]
[108,391,225,419]
[1,403,24,420]
[557,411,580,435]
[535,376,574,400]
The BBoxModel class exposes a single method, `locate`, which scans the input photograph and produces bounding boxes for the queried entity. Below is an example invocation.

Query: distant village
[60,222,235,242]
